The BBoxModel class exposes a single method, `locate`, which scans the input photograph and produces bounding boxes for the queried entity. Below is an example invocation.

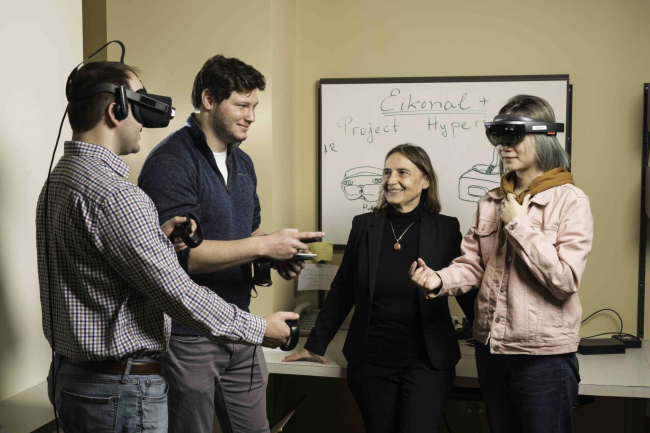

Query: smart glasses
[485,114,564,146]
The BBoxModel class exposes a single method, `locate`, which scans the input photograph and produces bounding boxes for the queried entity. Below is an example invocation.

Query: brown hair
[374,143,441,216]
[67,61,140,132]
[191,55,266,110]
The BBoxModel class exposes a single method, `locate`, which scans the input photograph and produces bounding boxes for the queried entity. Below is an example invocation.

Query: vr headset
[485,114,564,146]
[65,40,175,128]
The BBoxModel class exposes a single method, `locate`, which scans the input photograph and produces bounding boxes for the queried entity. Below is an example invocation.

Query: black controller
[281,319,300,351]
[171,213,203,248]
[299,237,321,244]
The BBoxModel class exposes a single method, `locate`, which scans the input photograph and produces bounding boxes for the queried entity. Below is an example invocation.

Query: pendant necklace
[389,220,414,251]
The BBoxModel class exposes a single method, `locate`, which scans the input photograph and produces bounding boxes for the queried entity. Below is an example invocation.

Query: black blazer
[304,210,476,370]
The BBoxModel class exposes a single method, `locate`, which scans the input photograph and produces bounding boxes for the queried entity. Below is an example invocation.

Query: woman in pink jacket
[410,94,593,433]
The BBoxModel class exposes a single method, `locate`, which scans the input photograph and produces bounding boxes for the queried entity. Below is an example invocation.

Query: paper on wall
[297,263,339,291]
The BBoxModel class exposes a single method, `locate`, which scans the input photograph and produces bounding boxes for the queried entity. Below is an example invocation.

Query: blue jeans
[475,342,580,433]
[47,356,168,433]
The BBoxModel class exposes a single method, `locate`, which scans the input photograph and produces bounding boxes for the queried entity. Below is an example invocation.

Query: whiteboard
[319,75,571,247]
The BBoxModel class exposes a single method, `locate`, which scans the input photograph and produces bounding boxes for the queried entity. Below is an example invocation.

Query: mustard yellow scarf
[500,168,574,203]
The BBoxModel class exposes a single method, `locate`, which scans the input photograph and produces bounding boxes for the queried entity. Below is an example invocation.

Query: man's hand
[161,216,197,252]
[262,311,300,348]
[500,193,530,225]
[262,229,324,261]
[409,258,442,299]
[276,260,306,280]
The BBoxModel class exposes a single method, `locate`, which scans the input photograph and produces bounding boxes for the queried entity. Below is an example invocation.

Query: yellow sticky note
[309,242,333,262]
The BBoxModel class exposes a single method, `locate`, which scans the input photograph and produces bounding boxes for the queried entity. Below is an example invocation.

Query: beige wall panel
[107,0,297,316]
[270,0,300,314]
[0,0,82,401]
[83,0,106,60]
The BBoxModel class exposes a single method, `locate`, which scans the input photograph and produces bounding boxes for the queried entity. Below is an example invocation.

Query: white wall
[0,0,82,401]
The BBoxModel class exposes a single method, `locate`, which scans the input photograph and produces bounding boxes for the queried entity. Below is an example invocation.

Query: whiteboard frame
[639,83,649,338]
[319,74,573,249]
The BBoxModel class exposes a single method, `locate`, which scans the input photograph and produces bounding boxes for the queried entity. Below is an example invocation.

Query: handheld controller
[172,213,203,248]
[281,319,300,351]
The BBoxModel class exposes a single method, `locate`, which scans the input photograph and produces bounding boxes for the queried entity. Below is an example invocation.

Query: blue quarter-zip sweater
[139,115,261,335]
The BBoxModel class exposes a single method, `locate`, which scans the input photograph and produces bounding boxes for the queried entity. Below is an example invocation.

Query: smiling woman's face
[382,152,429,213]
[497,135,539,173]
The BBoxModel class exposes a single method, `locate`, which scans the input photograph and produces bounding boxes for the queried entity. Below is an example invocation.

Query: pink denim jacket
[436,184,593,355]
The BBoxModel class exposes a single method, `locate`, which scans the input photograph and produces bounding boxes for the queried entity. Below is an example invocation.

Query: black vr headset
[65,40,174,128]
[485,114,564,146]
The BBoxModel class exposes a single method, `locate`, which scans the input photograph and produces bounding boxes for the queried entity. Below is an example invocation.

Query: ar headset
[485,114,564,146]
[45,40,174,432]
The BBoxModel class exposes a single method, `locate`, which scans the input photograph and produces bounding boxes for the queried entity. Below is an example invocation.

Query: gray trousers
[165,335,270,433]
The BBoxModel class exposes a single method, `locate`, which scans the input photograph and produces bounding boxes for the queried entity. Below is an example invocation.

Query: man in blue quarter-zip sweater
[139,55,323,433]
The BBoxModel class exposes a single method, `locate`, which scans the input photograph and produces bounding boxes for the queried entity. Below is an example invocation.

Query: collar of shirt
[64,141,130,178]
[488,186,552,206]
[185,114,242,155]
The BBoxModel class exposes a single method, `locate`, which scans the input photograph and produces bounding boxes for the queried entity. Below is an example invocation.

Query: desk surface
[264,331,650,399]
[2,334,649,432]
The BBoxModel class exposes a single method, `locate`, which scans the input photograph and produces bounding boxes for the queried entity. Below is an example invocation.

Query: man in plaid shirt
[36,61,297,433]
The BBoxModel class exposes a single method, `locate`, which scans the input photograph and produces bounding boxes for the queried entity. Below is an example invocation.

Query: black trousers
[346,360,455,433]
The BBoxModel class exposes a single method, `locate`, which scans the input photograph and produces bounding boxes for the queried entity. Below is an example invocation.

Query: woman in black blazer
[283,144,475,433]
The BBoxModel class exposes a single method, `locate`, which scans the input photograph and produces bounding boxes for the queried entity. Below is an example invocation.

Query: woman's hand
[500,194,530,225]
[409,258,442,299]
[160,216,197,252]
[282,348,329,365]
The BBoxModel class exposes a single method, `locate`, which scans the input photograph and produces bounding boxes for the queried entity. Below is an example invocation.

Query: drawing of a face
[341,167,383,202]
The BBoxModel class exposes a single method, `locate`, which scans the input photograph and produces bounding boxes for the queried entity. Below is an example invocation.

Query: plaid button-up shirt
[36,141,265,361]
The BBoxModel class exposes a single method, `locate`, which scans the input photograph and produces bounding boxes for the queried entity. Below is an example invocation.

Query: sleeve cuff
[241,311,266,345]
[303,339,325,356]
[426,271,448,299]
[504,215,532,238]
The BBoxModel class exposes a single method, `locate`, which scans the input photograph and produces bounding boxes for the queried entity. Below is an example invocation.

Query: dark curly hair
[191,55,266,110]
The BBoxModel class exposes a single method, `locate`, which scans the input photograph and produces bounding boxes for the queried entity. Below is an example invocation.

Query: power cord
[443,413,453,433]
[580,308,639,339]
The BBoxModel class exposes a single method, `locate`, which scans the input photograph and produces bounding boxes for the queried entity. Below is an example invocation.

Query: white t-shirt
[213,151,228,186]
